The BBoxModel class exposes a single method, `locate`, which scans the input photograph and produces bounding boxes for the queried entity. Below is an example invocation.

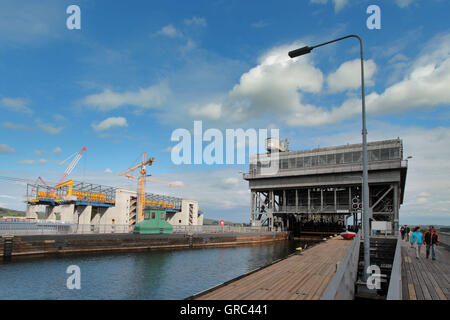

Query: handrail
[387,234,402,300]
[321,230,361,300]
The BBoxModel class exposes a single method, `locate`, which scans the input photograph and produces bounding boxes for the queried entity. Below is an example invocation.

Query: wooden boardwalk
[194,236,352,300]
[401,240,449,300]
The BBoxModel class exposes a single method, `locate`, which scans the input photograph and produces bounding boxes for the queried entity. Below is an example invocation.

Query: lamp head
[288,46,313,58]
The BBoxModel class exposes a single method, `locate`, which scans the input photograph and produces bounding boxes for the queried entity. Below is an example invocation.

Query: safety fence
[321,230,361,300]
[172,225,270,234]
[386,234,402,300]
[0,222,270,236]
[0,222,130,236]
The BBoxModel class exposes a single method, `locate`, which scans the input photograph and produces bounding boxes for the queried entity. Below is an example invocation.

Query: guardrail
[172,225,270,234]
[321,230,361,300]
[0,223,270,236]
[386,234,402,300]
[0,222,131,235]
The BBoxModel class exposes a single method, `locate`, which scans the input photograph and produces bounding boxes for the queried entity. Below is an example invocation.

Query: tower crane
[119,152,183,224]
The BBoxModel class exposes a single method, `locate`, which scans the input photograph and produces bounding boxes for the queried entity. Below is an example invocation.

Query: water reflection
[0,240,311,299]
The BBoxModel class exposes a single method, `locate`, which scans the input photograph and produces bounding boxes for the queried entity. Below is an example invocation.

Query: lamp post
[288,35,371,281]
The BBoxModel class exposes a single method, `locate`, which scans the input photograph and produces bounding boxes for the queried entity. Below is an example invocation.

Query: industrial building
[25,181,202,228]
[245,138,408,235]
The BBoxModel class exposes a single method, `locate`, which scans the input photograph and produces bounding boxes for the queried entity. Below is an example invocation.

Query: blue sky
[0,0,449,225]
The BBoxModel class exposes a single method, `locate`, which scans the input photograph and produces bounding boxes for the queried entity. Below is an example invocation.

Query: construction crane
[56,146,87,186]
[119,152,183,224]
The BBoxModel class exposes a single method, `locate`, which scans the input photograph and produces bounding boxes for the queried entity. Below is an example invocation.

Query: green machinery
[133,208,173,234]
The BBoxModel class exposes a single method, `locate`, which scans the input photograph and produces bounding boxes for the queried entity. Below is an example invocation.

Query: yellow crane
[119,152,183,224]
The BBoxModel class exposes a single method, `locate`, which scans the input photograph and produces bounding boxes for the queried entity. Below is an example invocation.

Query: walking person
[400,226,405,240]
[405,225,410,242]
[424,226,440,260]
[410,227,423,259]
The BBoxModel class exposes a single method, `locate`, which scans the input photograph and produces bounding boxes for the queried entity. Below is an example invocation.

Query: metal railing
[0,222,131,236]
[172,225,270,234]
[386,234,402,300]
[321,230,361,300]
[0,223,271,236]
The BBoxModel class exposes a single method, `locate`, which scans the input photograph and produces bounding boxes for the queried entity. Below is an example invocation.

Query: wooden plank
[196,237,351,300]
[408,283,417,300]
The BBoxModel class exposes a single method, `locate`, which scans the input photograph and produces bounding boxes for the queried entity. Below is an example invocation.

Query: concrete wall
[166,199,201,226]
[32,188,201,227]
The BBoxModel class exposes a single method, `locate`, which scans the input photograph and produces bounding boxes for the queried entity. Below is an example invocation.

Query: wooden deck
[194,236,352,300]
[401,240,449,300]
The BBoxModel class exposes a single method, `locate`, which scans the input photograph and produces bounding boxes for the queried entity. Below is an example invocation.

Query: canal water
[0,240,314,300]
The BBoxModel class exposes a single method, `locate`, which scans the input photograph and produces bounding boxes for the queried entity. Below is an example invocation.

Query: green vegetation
[0,207,46,219]
[0,207,26,217]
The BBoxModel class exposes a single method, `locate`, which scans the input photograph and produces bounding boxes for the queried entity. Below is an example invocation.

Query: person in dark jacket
[424,226,440,260]
[405,225,410,241]
[400,226,405,240]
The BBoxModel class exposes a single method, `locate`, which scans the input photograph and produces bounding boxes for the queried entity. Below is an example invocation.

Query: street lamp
[289,35,371,281]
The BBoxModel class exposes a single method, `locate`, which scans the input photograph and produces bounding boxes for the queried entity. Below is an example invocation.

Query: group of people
[401,225,440,260]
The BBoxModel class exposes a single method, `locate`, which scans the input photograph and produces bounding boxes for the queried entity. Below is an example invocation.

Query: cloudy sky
[0,0,449,224]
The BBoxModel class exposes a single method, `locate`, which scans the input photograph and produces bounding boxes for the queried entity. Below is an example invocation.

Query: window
[352,151,362,163]
[296,157,304,168]
[311,156,318,167]
[380,148,390,160]
[336,153,344,164]
[281,159,288,169]
[151,212,156,219]
[144,212,150,220]
[344,152,353,163]
[160,212,165,219]
[179,220,182,224]
[327,154,336,165]
[289,158,296,169]
[369,149,380,161]
[304,156,311,167]
[390,148,400,159]
[318,155,327,166]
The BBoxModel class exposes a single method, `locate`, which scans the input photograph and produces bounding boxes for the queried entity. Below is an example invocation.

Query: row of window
[252,147,400,170]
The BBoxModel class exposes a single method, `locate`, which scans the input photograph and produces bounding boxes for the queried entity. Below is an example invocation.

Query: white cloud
[0,97,32,114]
[184,17,207,27]
[36,123,63,134]
[327,59,377,93]
[189,33,450,128]
[18,159,47,165]
[2,121,62,134]
[310,0,349,12]
[83,82,170,111]
[157,24,181,38]
[188,103,222,120]
[92,117,128,132]
[1,122,29,130]
[104,168,113,174]
[0,144,15,155]
[53,147,62,154]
